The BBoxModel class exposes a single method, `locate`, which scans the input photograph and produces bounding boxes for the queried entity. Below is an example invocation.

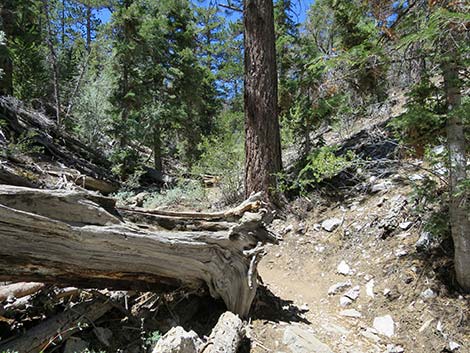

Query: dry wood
[118,192,264,221]
[120,209,235,231]
[203,311,245,353]
[0,298,113,353]
[0,185,277,317]
[0,282,45,302]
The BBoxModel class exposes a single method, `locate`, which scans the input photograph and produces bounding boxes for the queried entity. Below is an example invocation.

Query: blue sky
[97,0,315,25]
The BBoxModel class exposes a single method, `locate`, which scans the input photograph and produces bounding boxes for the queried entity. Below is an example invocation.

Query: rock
[64,337,89,353]
[449,341,461,351]
[387,344,404,353]
[322,218,342,232]
[340,309,362,318]
[409,174,424,181]
[371,181,392,193]
[328,280,352,295]
[315,245,325,253]
[93,326,113,347]
[373,315,395,337]
[337,261,352,275]
[432,145,445,155]
[313,223,321,231]
[343,286,360,301]
[399,221,413,230]
[340,296,353,307]
[395,248,408,257]
[283,224,294,234]
[416,231,439,252]
[366,279,375,298]
[152,326,202,353]
[421,288,437,299]
[361,328,381,343]
[283,326,333,353]
[321,322,350,336]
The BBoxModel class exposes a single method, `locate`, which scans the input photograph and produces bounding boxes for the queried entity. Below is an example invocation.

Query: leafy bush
[4,130,44,157]
[291,146,356,194]
[388,78,446,154]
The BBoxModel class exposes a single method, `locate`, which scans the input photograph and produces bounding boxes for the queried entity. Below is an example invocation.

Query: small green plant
[294,146,355,194]
[145,330,162,346]
[5,130,44,156]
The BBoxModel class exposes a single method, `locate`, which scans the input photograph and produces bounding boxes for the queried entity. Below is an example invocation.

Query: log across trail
[0,185,278,317]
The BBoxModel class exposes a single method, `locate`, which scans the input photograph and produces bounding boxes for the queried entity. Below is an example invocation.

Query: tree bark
[442,54,470,291]
[243,0,282,201]
[0,185,277,317]
[0,5,14,95]
[153,124,163,172]
[42,0,62,125]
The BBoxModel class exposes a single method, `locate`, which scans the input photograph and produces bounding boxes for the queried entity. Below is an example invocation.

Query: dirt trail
[248,180,469,353]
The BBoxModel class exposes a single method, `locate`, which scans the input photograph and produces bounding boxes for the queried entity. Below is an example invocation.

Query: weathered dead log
[203,311,245,353]
[0,166,38,188]
[0,185,277,317]
[118,192,263,221]
[0,282,45,302]
[0,299,113,353]
[120,209,235,231]
[46,168,119,194]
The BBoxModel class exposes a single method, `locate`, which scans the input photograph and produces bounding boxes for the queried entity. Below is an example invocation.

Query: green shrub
[294,146,356,194]
[5,130,44,156]
[144,179,208,209]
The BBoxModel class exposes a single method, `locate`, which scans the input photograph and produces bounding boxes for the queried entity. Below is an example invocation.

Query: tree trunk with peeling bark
[0,185,277,317]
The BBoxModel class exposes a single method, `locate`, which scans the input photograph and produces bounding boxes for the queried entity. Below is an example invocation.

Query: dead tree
[0,185,278,317]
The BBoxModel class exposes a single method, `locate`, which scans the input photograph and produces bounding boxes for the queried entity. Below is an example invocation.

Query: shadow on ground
[249,285,311,324]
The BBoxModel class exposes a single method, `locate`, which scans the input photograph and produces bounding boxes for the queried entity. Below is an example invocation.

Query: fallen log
[118,192,263,221]
[0,298,113,353]
[0,185,277,317]
[0,282,45,302]
[203,311,245,353]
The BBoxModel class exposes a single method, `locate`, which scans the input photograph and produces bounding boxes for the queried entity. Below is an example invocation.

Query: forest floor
[247,175,469,353]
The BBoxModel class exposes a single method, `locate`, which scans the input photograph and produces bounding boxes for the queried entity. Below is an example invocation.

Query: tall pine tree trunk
[43,0,61,125]
[0,5,13,96]
[153,124,163,172]
[243,0,282,201]
[442,53,470,291]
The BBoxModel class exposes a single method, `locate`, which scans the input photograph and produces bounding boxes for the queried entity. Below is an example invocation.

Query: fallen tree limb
[118,192,264,221]
[0,298,113,353]
[0,185,277,317]
[0,282,45,302]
